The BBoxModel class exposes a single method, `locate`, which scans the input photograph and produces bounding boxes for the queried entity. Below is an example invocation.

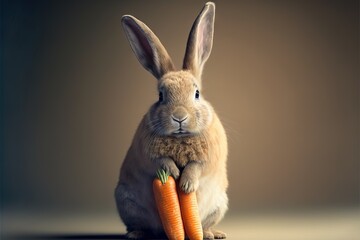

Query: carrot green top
[156,169,170,185]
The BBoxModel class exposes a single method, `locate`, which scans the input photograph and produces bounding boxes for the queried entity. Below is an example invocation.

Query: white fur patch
[197,174,228,223]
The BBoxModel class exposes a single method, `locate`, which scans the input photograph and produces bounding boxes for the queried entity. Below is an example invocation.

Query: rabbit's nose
[171,107,188,123]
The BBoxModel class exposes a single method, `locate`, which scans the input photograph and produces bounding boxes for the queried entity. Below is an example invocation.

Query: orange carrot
[178,188,203,240]
[153,169,185,240]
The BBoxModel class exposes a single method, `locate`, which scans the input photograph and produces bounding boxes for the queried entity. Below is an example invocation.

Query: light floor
[3,208,360,240]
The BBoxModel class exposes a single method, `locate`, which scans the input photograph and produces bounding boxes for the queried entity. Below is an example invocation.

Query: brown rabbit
[115,2,228,239]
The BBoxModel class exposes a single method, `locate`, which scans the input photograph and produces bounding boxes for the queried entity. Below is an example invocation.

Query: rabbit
[115,2,228,239]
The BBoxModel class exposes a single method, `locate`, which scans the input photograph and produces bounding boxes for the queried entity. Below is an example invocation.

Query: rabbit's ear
[121,15,175,79]
[183,2,215,81]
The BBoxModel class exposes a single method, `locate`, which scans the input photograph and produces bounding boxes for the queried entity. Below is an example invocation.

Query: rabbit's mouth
[172,128,191,136]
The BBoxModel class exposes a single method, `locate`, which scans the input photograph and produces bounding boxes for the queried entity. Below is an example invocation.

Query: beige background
[2,0,359,222]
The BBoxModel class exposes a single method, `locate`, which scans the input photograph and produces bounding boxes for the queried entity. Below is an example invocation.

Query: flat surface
[3,208,360,240]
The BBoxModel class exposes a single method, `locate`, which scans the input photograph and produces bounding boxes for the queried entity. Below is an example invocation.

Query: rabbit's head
[122,2,216,137]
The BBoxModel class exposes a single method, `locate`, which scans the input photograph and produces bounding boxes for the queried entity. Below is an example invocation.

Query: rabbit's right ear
[121,15,175,79]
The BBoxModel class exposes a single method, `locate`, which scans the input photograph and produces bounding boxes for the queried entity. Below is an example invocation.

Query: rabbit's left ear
[183,2,215,82]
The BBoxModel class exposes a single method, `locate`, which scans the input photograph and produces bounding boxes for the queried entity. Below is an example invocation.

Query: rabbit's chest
[150,136,208,167]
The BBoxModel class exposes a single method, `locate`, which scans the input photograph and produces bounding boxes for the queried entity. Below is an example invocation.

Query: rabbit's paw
[126,230,146,239]
[213,229,227,239]
[158,157,180,179]
[179,172,199,193]
[203,230,215,240]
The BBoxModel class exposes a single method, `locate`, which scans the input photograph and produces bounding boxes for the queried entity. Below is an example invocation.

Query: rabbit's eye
[195,90,200,99]
[159,92,164,102]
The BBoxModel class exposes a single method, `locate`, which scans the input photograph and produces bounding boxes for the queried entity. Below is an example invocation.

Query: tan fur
[149,135,208,167]
[116,2,228,238]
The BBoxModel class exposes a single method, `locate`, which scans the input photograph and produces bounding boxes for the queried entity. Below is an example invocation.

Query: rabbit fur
[115,2,228,239]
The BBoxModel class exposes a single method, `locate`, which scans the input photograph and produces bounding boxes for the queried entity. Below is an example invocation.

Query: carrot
[153,169,185,240]
[178,187,203,240]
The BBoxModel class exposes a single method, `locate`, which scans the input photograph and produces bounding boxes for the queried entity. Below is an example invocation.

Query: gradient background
[2,0,359,238]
